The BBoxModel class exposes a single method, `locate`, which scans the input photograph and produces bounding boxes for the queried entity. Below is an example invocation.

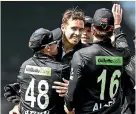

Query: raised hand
[112,4,123,28]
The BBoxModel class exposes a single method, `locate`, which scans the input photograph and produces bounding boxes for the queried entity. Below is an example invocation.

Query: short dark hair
[62,7,85,24]
[85,16,93,27]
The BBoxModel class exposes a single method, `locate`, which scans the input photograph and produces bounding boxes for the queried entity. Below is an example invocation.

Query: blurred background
[1,1,135,114]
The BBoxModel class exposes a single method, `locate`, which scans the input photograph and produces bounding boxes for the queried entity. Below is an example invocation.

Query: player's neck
[40,50,54,59]
[93,36,103,42]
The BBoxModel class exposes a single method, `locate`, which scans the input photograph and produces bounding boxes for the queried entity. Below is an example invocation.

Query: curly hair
[62,7,85,24]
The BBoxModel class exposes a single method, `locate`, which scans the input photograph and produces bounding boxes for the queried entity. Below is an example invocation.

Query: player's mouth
[71,37,80,43]
[72,36,80,40]
[82,37,89,39]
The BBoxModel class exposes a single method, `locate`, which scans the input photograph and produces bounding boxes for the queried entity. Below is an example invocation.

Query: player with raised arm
[65,4,131,114]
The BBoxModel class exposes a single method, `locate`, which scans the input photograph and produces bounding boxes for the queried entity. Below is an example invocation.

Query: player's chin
[81,38,89,43]
[70,39,80,45]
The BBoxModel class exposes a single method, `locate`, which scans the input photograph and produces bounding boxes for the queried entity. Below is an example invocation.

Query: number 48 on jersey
[25,78,49,110]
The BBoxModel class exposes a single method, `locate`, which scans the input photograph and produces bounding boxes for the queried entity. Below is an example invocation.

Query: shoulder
[77,44,101,56]
[20,57,34,68]
[73,44,101,62]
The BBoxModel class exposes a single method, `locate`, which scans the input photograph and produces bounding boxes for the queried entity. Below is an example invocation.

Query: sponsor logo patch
[96,56,123,66]
[24,65,51,76]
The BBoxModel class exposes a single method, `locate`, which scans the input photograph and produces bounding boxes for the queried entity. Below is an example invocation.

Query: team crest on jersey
[101,18,108,23]
[24,65,51,76]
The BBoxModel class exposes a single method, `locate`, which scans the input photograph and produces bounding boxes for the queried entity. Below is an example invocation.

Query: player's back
[74,41,126,114]
[17,54,64,114]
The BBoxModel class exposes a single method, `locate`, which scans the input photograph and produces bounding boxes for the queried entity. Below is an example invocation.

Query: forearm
[114,27,129,49]
[114,27,131,65]
[65,52,83,112]
[65,68,82,111]
[65,79,77,111]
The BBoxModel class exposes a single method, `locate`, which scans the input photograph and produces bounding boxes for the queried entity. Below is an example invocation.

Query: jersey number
[97,69,121,100]
[25,78,49,109]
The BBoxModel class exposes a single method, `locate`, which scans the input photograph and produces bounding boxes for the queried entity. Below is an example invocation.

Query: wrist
[114,27,122,36]
[114,25,121,29]
[14,104,20,110]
